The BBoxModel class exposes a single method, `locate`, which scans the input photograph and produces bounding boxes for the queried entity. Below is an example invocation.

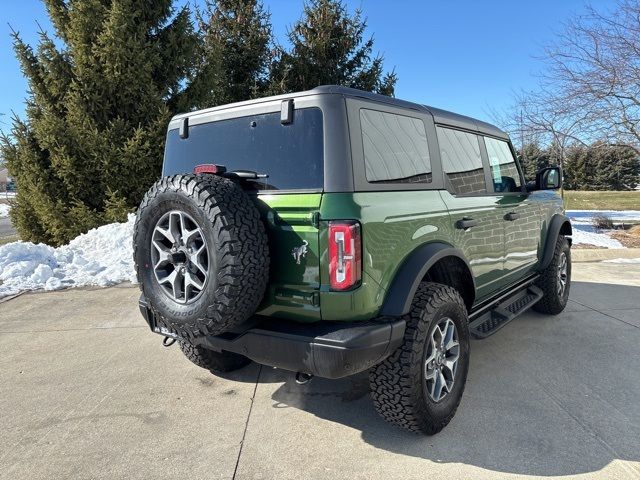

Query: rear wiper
[224,169,269,180]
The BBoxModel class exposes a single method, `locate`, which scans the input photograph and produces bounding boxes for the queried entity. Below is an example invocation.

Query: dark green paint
[254,193,322,321]
[251,189,564,323]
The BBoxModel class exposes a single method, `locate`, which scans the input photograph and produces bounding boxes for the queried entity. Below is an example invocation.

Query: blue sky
[0,0,617,128]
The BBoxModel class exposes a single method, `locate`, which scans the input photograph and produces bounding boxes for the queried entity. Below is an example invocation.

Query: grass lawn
[563,190,640,210]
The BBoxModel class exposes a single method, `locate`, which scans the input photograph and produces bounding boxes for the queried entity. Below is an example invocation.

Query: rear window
[163,107,324,191]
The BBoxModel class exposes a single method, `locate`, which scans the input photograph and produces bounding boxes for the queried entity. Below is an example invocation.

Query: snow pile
[602,257,640,264]
[570,225,624,248]
[567,209,640,248]
[0,214,136,298]
[0,204,10,218]
[567,210,640,225]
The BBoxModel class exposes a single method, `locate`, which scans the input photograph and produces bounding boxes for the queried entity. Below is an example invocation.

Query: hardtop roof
[173,85,509,140]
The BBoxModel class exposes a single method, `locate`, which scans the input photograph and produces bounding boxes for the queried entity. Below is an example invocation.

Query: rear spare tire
[133,174,269,339]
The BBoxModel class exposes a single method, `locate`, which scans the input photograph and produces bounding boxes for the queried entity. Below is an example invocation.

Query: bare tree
[518,90,585,172]
[538,0,640,153]
[493,87,583,176]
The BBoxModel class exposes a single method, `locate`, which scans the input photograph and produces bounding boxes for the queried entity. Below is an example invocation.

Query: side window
[484,137,523,193]
[436,127,487,195]
[360,109,432,183]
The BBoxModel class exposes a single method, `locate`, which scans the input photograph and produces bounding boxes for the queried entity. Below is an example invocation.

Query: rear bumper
[139,295,405,379]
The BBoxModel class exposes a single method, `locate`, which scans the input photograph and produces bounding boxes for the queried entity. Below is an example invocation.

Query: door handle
[504,212,520,221]
[456,218,478,229]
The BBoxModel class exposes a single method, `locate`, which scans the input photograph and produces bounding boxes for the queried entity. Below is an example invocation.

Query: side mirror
[536,166,562,190]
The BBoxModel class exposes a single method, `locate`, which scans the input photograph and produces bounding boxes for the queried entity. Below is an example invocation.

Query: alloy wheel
[557,252,568,297]
[151,211,209,304]
[424,317,460,402]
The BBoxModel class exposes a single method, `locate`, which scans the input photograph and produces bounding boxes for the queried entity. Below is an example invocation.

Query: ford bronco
[134,86,572,434]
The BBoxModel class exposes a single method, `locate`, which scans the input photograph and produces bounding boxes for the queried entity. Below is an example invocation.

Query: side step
[469,285,543,339]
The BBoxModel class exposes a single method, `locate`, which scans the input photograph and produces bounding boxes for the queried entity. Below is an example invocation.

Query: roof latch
[280,99,294,124]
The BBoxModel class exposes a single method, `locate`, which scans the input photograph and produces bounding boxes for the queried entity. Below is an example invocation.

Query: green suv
[134,86,572,434]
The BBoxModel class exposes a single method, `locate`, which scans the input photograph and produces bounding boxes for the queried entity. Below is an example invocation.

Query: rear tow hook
[162,336,176,347]
[295,372,313,385]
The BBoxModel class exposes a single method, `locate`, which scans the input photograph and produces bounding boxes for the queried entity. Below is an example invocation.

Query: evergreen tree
[3,0,401,245]
[563,143,639,190]
[1,0,198,245]
[189,0,273,108]
[269,0,396,96]
[590,144,639,191]
[517,142,555,183]
[563,145,589,190]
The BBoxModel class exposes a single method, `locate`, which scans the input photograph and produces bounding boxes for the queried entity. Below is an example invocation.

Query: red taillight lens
[328,221,362,291]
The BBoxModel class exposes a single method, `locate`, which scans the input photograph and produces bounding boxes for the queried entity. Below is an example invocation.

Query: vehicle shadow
[262,281,640,477]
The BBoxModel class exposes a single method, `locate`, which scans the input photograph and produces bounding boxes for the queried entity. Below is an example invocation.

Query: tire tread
[369,282,469,435]
[533,235,570,315]
[133,174,269,339]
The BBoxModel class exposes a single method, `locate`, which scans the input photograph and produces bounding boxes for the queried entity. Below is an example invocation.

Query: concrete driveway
[0,217,16,239]
[1,263,639,479]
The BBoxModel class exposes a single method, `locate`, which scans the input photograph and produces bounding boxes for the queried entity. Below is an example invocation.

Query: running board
[469,285,543,339]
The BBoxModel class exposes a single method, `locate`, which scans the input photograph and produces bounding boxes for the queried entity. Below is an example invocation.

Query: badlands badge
[291,240,309,265]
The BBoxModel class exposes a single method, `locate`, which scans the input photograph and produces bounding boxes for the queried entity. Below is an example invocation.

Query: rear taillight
[328,221,362,291]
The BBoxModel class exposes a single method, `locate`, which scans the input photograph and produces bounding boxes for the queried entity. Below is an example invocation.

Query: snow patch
[567,210,640,225]
[0,214,136,298]
[602,257,640,264]
[0,204,10,218]
[566,209,639,248]
[571,224,624,248]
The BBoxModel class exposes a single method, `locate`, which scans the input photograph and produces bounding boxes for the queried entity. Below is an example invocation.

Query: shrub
[592,214,614,230]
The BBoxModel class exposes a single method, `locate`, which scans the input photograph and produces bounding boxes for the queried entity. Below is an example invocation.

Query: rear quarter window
[360,109,432,184]
[163,107,324,191]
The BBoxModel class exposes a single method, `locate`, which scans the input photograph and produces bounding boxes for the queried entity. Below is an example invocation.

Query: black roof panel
[311,86,508,139]
[175,85,509,140]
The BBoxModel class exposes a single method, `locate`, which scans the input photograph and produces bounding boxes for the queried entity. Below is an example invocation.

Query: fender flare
[379,243,475,317]
[539,214,572,270]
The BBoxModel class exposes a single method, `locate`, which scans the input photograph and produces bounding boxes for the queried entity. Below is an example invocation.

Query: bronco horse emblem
[291,240,309,265]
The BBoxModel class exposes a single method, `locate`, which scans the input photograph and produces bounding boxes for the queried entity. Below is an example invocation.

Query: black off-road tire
[369,283,470,435]
[533,235,571,315]
[133,174,269,339]
[179,341,251,373]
